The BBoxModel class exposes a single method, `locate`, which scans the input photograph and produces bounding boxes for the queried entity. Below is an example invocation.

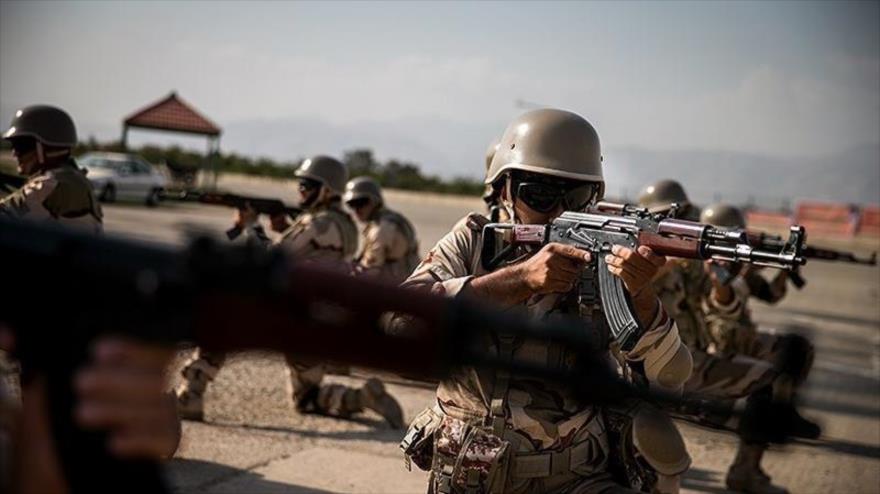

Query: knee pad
[632,408,692,476]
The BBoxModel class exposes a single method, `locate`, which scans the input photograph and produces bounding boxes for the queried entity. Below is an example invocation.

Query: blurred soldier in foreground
[0,328,179,493]
[395,109,693,494]
[642,188,816,494]
[343,176,420,283]
[0,105,102,231]
[176,156,404,429]
[637,179,699,222]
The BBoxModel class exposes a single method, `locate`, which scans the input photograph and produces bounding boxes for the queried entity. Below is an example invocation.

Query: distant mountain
[602,145,880,208]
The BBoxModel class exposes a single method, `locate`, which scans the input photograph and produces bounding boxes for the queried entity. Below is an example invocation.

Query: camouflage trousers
[176,348,364,417]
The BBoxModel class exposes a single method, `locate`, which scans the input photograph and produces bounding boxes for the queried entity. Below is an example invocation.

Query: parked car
[77,152,168,206]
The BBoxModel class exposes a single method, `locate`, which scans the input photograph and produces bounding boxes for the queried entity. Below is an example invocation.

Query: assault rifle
[747,230,877,289]
[159,189,303,239]
[481,204,806,351]
[0,218,808,493]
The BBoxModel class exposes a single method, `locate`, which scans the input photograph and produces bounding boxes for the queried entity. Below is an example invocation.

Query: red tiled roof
[124,92,221,136]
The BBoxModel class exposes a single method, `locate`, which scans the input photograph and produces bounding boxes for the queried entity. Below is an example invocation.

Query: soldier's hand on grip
[74,338,180,459]
[234,203,259,228]
[604,245,666,297]
[518,242,591,295]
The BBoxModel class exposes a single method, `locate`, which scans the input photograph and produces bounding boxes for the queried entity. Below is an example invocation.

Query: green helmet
[343,176,383,204]
[295,155,348,195]
[485,109,604,198]
[700,202,746,229]
[3,105,77,147]
[637,179,691,213]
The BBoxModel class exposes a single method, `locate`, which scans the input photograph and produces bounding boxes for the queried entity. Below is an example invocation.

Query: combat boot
[175,388,205,422]
[360,378,404,429]
[725,442,788,494]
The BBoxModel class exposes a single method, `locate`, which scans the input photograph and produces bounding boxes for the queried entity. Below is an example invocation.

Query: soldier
[343,176,420,284]
[636,179,699,221]
[644,190,815,494]
[395,109,694,494]
[175,156,404,429]
[0,105,102,231]
[482,139,501,218]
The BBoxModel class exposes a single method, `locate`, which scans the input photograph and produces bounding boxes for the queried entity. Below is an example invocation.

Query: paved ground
[98,175,880,494]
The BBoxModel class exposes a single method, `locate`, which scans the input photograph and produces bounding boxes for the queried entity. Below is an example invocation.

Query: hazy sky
[1,1,878,171]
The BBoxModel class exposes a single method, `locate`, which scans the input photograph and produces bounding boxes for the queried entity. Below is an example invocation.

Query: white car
[78,152,168,206]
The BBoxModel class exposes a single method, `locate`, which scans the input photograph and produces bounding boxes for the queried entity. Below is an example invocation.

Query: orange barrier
[795,202,858,237]
[746,210,792,232]
[858,206,880,237]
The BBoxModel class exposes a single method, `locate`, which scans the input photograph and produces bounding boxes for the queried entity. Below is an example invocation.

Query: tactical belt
[511,440,592,479]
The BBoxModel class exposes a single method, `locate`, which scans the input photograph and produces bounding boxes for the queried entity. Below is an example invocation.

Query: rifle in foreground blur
[748,230,877,288]
[0,218,807,493]
[159,189,303,239]
[0,170,26,195]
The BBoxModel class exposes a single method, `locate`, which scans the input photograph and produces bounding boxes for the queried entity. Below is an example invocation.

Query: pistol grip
[597,255,643,351]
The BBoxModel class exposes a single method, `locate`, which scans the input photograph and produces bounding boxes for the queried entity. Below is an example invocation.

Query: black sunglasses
[513,176,598,213]
[346,198,371,210]
[298,178,322,192]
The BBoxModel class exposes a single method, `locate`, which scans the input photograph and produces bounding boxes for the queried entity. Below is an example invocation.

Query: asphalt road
[98,175,880,494]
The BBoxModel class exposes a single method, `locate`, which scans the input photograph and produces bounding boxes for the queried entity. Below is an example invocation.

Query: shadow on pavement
[208,418,404,444]
[166,458,337,494]
[794,436,880,460]
[682,467,730,494]
[772,307,880,331]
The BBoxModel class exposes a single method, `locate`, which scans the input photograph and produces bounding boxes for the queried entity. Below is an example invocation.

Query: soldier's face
[9,138,39,174]
[347,198,375,221]
[298,178,322,207]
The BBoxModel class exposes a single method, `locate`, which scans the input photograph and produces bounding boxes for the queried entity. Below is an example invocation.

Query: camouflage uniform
[652,259,777,400]
[176,200,376,420]
[396,213,691,494]
[0,159,102,232]
[354,207,420,283]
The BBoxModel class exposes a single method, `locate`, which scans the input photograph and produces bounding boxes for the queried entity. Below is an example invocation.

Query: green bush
[73,141,483,196]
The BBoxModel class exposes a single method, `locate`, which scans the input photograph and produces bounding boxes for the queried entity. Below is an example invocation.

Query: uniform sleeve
[358,222,391,274]
[625,303,693,391]
[398,216,476,298]
[0,174,59,220]
[702,273,748,355]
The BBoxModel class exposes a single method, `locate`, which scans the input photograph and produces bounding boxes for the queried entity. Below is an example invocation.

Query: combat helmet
[3,105,77,147]
[486,109,605,199]
[343,176,383,205]
[295,156,348,195]
[700,202,746,229]
[637,179,691,214]
[483,138,501,203]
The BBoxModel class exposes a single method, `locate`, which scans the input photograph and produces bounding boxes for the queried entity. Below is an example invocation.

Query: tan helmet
[700,202,746,229]
[637,179,691,213]
[343,176,383,205]
[483,138,501,202]
[295,155,348,195]
[485,109,604,197]
[3,105,77,147]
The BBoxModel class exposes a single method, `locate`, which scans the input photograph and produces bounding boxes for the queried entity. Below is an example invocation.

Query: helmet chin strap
[34,142,70,170]
[501,175,518,224]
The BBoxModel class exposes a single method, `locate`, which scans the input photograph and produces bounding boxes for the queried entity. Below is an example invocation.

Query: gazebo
[121,91,222,187]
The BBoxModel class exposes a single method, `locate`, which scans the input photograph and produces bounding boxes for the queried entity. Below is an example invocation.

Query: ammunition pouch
[401,405,444,472]
[431,415,511,494]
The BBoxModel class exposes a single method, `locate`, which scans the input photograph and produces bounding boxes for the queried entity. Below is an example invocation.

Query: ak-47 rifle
[482,202,807,351]
[0,218,808,493]
[159,189,303,239]
[747,230,877,289]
